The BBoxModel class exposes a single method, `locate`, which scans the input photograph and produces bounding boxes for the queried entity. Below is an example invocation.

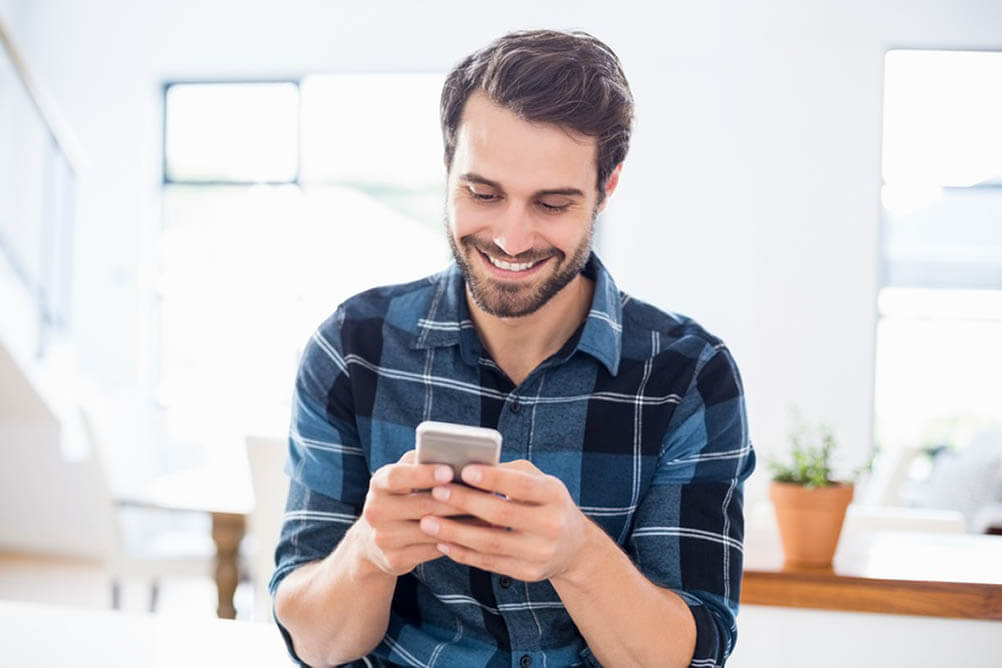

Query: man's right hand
[358,450,457,576]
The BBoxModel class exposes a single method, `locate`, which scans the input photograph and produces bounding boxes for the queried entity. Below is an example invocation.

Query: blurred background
[1,0,1000,648]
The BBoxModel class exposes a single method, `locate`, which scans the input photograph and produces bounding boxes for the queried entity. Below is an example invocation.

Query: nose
[491,204,536,258]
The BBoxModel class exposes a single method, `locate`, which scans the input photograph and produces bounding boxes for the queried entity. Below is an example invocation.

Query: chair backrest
[244,434,289,621]
[0,404,119,563]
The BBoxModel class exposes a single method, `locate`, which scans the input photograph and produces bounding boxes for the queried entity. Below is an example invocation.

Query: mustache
[461,237,563,264]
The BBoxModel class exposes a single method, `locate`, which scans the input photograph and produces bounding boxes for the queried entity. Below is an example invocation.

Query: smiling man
[272,29,755,668]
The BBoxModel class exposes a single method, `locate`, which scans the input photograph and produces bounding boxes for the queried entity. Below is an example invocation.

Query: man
[272,29,755,668]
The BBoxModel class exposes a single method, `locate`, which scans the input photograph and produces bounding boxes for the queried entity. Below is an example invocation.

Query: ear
[596,163,623,214]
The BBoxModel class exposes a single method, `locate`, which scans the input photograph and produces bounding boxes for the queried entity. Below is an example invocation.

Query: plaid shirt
[271,253,755,668]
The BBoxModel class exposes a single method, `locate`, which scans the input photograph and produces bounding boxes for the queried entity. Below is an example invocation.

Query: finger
[459,464,555,504]
[369,491,471,521]
[375,543,446,576]
[371,460,454,494]
[434,542,541,582]
[499,459,542,475]
[430,483,539,532]
[368,519,443,550]
[419,515,529,559]
[398,450,418,464]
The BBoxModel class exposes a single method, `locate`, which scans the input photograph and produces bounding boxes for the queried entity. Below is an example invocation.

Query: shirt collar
[411,252,623,376]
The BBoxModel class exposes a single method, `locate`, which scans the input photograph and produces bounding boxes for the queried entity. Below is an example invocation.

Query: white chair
[77,408,216,611]
[244,434,289,621]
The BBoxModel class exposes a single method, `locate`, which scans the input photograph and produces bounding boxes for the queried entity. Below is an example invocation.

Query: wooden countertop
[741,527,1002,620]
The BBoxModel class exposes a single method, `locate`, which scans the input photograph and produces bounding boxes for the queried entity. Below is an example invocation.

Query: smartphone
[415,421,503,482]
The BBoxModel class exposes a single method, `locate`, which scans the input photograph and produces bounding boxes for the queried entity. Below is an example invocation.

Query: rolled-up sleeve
[628,346,756,667]
[268,307,371,666]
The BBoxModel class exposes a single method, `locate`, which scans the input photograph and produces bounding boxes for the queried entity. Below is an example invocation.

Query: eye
[536,201,569,214]
[467,186,499,203]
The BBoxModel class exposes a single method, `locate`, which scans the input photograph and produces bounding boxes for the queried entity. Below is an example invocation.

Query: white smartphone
[415,420,503,482]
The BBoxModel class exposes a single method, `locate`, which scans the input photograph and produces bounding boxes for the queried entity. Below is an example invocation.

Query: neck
[467,274,595,386]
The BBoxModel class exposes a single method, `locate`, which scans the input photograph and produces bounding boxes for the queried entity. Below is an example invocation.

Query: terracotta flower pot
[769,480,854,568]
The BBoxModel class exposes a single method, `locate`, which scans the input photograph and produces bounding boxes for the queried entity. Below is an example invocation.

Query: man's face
[445,92,610,319]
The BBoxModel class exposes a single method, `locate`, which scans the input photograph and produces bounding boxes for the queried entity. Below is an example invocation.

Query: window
[157,76,449,468]
[0,35,76,356]
[874,50,1002,511]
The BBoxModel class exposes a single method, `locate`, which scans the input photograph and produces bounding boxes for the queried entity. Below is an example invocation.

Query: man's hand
[416,459,595,582]
[358,450,461,576]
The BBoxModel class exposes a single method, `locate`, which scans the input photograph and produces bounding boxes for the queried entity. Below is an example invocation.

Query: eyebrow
[459,172,586,199]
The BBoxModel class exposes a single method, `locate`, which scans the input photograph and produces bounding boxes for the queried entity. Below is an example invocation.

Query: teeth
[487,255,538,272]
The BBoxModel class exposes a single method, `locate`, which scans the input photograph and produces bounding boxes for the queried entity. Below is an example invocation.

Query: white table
[117,462,255,619]
[0,599,293,666]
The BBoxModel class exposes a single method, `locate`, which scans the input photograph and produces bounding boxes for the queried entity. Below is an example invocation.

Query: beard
[446,214,595,319]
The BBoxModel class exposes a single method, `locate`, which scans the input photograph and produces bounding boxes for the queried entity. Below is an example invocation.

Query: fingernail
[434,466,453,483]
[421,516,440,536]
[462,466,482,484]
[432,486,450,502]
[436,543,450,555]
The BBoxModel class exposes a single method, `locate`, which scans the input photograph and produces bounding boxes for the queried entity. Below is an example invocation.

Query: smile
[487,255,540,271]
[478,250,550,277]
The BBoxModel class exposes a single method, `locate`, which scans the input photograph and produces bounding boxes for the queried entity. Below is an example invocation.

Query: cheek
[544,221,591,255]
[450,200,494,239]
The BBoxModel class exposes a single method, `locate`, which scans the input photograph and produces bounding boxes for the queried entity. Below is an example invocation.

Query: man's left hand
[417,460,595,582]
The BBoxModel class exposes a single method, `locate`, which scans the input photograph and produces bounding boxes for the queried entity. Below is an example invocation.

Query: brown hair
[441,29,634,204]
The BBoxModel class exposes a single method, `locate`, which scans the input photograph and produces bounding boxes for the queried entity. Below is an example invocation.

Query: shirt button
[499,576,512,588]
[510,399,521,414]
[519,655,532,668]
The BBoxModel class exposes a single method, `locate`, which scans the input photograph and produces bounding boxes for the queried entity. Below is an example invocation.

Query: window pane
[875,50,1002,523]
[883,187,1002,290]
[882,50,1002,187]
[873,289,1002,449]
[157,184,449,452]
[0,51,48,289]
[299,74,445,188]
[164,82,299,183]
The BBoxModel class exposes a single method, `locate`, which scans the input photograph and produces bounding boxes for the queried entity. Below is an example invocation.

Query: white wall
[2,0,1001,507]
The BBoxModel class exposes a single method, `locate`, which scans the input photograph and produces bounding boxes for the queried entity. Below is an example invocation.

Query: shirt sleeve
[268,308,372,667]
[627,345,756,667]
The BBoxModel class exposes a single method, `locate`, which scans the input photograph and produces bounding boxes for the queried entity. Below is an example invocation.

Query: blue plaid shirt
[271,253,755,667]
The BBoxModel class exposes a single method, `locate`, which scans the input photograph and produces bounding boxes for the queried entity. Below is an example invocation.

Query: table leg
[211,511,246,619]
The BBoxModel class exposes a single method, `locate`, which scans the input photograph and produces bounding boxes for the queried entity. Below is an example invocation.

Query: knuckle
[362,498,384,523]
[384,467,403,489]
[542,474,562,496]
[384,554,407,573]
[493,504,516,528]
[372,465,393,491]
[422,497,440,516]
[539,515,560,539]
[483,535,503,554]
[370,527,389,548]
[516,476,536,499]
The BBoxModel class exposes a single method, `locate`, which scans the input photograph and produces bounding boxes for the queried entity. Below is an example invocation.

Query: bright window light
[156,74,451,466]
[299,73,445,187]
[164,82,299,183]
[882,50,1002,188]
[875,49,1002,477]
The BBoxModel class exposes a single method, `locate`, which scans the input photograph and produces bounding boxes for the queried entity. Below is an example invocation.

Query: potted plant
[767,417,854,568]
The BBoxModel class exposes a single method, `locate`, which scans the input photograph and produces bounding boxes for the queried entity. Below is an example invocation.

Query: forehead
[452,91,598,192]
